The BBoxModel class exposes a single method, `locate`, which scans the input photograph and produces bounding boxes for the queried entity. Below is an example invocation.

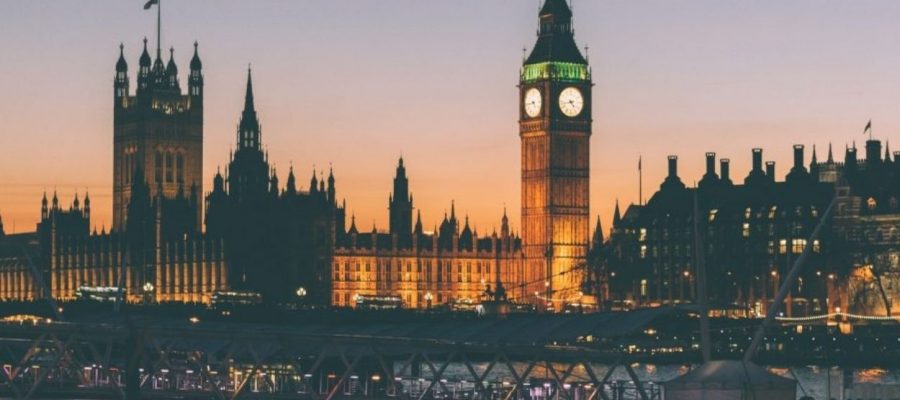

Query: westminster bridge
[0,306,698,400]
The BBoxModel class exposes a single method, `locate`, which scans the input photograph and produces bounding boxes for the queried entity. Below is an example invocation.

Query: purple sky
[0,0,898,234]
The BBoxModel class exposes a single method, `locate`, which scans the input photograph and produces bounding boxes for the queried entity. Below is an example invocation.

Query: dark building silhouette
[389,158,413,248]
[204,68,345,304]
[600,141,900,317]
[113,39,203,233]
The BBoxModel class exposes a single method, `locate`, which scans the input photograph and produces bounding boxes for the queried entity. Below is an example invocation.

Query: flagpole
[638,156,643,206]
[157,0,161,57]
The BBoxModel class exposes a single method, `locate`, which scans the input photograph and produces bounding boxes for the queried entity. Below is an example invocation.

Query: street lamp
[424,292,433,310]
[142,282,155,304]
[295,287,307,308]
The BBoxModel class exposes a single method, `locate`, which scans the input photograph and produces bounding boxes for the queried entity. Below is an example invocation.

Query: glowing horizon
[0,1,898,236]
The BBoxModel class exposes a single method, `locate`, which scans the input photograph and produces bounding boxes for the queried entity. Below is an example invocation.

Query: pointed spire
[526,0,585,65]
[827,142,834,163]
[886,141,892,162]
[166,46,177,75]
[613,199,622,225]
[310,168,318,193]
[415,210,423,234]
[139,37,151,67]
[244,65,255,112]
[810,144,818,164]
[237,66,261,149]
[286,165,297,194]
[116,43,128,72]
[348,214,358,235]
[592,216,604,247]
[190,41,202,70]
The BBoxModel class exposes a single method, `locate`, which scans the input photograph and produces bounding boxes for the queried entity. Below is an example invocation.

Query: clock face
[559,87,584,117]
[524,88,542,118]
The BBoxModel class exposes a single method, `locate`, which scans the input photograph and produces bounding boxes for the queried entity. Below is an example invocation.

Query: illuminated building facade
[332,159,525,308]
[519,0,593,306]
[603,141,900,317]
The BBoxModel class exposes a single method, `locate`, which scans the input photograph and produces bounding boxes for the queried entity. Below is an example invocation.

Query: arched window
[868,197,878,210]
[176,154,184,184]
[165,152,174,183]
[155,152,163,184]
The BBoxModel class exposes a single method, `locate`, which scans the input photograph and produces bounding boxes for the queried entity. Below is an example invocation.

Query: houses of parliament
[2,0,897,315]
[0,0,595,310]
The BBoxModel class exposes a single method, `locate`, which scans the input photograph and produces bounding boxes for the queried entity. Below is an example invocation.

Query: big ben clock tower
[520,0,592,309]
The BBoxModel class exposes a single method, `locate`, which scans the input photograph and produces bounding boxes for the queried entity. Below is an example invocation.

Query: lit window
[640,245,648,259]
[708,209,718,222]
[742,223,750,238]
[779,239,787,254]
[769,206,778,219]
[792,239,807,254]
[639,228,647,242]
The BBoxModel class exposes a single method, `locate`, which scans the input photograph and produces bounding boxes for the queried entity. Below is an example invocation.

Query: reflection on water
[435,363,899,400]
[5,365,898,400]
[857,367,888,383]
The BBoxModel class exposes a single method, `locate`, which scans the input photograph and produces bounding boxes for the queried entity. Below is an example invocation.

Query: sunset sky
[1,1,898,235]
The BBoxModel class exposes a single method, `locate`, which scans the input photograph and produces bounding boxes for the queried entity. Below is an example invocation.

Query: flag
[144,0,158,10]
[864,120,872,135]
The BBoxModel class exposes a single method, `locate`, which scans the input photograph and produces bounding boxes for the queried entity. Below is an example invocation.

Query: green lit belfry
[520,0,594,308]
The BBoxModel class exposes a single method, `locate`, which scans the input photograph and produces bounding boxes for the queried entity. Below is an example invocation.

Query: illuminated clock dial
[558,87,584,117]
[524,88,542,118]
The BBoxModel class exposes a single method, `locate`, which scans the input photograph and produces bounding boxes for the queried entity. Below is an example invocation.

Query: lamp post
[142,282,155,305]
[424,292,433,310]
[296,287,307,308]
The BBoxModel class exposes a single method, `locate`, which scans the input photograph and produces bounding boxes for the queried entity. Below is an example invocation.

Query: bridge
[0,308,693,400]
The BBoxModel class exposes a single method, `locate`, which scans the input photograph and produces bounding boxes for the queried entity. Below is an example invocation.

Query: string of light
[775,312,899,322]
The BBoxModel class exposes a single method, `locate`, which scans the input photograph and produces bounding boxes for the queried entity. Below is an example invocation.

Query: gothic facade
[113,40,204,232]
[203,70,344,305]
[331,159,525,309]
[601,141,900,317]
[519,0,593,307]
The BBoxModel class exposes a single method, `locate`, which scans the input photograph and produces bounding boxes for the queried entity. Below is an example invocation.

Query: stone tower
[389,157,413,247]
[519,0,592,308]
[113,39,203,232]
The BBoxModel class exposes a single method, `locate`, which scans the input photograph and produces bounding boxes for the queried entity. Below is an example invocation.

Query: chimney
[752,148,763,171]
[793,145,804,170]
[705,152,716,176]
[720,158,731,182]
[766,161,776,180]
[668,155,678,178]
